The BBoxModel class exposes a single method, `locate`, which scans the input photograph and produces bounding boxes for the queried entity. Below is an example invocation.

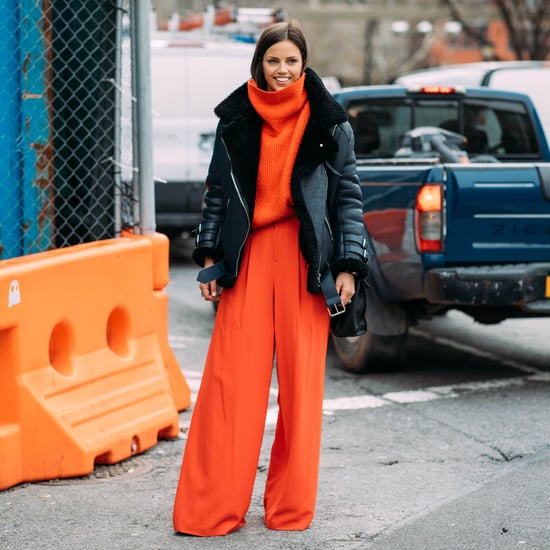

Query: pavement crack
[404,408,521,463]
[484,449,524,463]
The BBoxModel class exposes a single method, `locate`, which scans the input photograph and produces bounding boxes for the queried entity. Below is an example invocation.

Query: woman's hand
[199,257,222,302]
[335,272,355,305]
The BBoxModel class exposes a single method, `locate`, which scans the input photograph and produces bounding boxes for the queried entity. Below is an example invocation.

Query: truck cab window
[464,99,540,159]
[348,101,411,157]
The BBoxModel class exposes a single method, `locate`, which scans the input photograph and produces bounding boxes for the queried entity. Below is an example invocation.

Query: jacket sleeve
[328,122,369,279]
[191,122,226,267]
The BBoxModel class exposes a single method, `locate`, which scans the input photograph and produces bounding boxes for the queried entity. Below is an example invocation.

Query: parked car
[150,33,255,239]
[394,61,550,138]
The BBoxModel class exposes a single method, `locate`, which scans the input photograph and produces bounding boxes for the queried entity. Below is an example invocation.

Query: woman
[173,19,368,537]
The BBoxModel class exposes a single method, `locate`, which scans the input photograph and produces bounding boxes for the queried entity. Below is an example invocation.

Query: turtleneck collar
[247,72,308,125]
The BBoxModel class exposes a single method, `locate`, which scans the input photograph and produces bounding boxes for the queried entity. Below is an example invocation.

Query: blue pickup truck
[331,84,550,372]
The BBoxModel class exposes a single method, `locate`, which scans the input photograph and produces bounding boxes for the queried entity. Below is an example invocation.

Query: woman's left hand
[335,272,355,305]
[199,257,222,302]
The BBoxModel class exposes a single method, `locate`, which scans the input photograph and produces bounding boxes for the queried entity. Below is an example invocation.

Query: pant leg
[263,217,331,531]
[173,227,277,537]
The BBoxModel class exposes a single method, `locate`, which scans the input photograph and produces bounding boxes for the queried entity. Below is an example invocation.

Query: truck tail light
[415,184,442,252]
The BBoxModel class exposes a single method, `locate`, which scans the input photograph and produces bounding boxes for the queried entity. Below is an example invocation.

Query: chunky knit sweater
[247,73,310,228]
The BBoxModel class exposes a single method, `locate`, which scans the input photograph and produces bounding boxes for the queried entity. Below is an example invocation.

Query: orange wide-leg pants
[172,216,330,536]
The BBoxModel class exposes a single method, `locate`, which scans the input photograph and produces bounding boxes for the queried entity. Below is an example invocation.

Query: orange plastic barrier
[0,233,191,490]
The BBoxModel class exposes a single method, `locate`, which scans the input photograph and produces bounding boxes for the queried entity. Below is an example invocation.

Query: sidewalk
[1,420,548,550]
[365,445,550,550]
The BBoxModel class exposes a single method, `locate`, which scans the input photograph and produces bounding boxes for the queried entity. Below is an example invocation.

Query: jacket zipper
[320,146,334,287]
[221,136,251,276]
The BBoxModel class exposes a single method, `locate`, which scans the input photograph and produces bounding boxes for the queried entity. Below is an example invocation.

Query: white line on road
[174,336,550,427]
[322,395,388,410]
[269,371,549,425]
[168,335,208,350]
[179,371,549,429]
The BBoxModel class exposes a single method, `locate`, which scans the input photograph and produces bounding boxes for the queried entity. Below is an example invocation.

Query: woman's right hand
[199,257,221,302]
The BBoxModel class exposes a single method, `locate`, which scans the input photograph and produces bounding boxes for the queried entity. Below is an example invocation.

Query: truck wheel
[331,283,409,373]
[331,332,407,373]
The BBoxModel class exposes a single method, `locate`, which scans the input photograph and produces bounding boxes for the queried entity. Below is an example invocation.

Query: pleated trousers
[173,215,330,536]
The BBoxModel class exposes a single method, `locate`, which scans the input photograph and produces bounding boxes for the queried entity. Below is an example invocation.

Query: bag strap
[320,269,346,317]
[197,260,226,283]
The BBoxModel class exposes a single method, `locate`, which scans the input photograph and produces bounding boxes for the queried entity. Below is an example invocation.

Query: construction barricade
[0,233,190,490]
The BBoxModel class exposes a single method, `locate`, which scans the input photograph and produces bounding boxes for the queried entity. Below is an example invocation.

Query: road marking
[174,334,550,426]
[180,369,202,397]
[180,372,549,428]
[168,335,207,350]
[181,367,550,424]
[268,371,549,425]
[383,390,440,403]
[322,395,387,410]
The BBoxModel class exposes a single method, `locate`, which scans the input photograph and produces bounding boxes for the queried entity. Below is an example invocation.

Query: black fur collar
[214,67,347,128]
[213,68,348,225]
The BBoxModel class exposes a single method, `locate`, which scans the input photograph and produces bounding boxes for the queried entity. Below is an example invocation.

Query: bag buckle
[328,302,346,317]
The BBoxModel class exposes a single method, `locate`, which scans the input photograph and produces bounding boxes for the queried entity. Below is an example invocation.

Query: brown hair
[250,20,308,90]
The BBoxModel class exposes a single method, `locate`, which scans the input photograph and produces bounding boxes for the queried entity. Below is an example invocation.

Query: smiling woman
[172,19,368,538]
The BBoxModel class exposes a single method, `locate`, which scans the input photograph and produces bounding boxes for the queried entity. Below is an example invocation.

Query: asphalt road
[1,240,549,549]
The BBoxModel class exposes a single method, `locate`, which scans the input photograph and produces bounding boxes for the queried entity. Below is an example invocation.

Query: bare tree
[495,0,550,59]
[443,0,550,60]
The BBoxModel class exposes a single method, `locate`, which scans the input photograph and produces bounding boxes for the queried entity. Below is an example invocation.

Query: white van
[150,34,255,238]
[394,61,550,138]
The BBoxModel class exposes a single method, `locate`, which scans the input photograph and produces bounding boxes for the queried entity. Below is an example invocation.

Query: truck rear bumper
[424,263,550,313]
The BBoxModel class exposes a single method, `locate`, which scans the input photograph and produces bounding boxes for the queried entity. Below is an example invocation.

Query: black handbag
[321,270,368,338]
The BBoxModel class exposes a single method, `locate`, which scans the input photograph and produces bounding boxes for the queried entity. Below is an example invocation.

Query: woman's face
[262,40,304,92]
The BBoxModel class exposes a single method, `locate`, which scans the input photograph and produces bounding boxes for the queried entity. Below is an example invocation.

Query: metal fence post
[131,0,156,235]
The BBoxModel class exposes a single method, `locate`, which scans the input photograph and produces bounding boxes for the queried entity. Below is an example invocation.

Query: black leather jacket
[192,67,368,294]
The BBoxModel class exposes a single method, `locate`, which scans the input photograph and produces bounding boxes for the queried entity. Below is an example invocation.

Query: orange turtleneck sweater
[247,74,311,229]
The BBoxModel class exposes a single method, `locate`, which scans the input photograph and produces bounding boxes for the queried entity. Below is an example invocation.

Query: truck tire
[331,331,407,373]
[331,284,409,373]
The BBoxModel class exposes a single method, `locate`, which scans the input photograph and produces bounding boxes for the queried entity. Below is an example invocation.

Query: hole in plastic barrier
[106,306,131,358]
[49,322,75,376]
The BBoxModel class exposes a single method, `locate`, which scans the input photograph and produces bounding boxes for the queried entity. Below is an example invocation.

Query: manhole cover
[37,456,152,485]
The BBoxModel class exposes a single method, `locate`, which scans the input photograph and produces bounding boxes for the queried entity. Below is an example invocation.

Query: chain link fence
[0,0,146,261]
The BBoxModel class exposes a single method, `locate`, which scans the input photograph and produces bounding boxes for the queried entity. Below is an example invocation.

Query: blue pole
[19,0,54,255]
[0,0,22,259]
